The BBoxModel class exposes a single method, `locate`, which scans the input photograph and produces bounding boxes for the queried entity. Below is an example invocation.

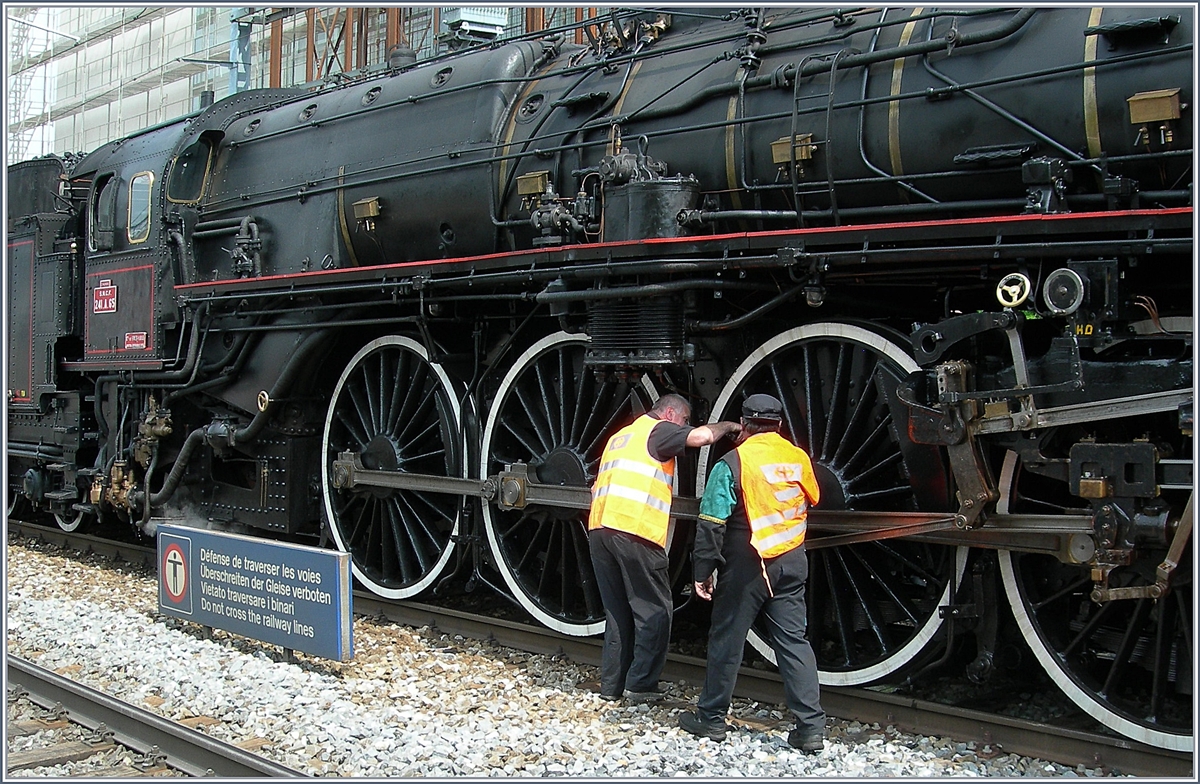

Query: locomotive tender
[6,7,1193,750]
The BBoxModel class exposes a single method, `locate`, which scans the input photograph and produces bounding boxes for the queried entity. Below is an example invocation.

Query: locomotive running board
[331,452,1096,560]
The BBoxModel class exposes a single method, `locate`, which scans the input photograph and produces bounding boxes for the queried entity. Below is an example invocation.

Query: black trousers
[589,527,672,696]
[699,539,824,735]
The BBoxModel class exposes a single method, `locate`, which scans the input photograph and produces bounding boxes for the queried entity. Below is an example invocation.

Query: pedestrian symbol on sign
[159,535,192,615]
[164,545,187,600]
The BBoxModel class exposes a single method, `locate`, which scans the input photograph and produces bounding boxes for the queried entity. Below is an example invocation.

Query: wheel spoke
[844,451,904,490]
[515,381,554,453]
[382,348,408,434]
[819,552,855,668]
[820,342,851,464]
[335,408,370,450]
[833,547,890,655]
[581,387,635,458]
[500,415,545,459]
[831,368,879,469]
[848,546,921,626]
[535,353,560,445]
[382,498,410,584]
[1101,598,1152,699]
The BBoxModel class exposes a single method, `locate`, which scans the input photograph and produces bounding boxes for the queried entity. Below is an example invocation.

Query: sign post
[157,525,353,661]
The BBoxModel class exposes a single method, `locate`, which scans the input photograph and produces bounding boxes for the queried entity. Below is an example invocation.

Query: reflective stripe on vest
[737,432,819,559]
[589,414,675,547]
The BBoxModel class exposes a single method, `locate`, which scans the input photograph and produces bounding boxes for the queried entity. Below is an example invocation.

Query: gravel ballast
[5,539,1126,777]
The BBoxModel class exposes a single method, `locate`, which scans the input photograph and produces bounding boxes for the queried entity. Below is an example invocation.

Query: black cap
[742,393,783,421]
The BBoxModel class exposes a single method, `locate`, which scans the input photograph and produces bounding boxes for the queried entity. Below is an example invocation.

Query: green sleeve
[698,460,736,525]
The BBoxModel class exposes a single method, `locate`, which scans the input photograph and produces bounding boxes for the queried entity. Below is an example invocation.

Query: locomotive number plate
[124,332,147,350]
[93,280,117,313]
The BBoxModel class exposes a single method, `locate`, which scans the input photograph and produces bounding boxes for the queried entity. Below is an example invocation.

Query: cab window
[167,137,212,203]
[91,174,117,251]
[128,172,153,243]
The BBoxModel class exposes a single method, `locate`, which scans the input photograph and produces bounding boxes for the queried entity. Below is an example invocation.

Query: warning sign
[157,525,352,661]
[93,280,117,314]
[158,533,192,614]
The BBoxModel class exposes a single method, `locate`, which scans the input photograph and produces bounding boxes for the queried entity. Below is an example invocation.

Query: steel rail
[356,595,1193,778]
[6,520,158,569]
[6,655,306,778]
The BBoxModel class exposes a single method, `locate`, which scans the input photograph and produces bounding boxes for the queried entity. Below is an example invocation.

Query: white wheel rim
[54,509,85,532]
[698,322,968,685]
[480,331,658,636]
[997,454,1192,751]
[322,335,461,599]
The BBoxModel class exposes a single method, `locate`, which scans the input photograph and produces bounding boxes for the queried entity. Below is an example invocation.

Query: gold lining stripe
[890,8,924,176]
[1083,7,1103,159]
[337,165,359,267]
[726,75,743,210]
[498,76,544,208]
[607,60,643,155]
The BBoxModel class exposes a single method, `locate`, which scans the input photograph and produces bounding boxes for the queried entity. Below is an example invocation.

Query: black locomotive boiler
[6,7,1193,751]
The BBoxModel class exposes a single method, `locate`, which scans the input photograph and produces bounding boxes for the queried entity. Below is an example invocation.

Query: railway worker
[678,393,826,752]
[589,393,742,704]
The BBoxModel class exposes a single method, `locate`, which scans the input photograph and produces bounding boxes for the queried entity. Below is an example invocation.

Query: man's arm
[685,420,741,448]
[693,459,736,599]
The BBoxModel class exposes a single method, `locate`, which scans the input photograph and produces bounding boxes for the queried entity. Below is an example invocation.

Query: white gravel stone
[6,540,1131,777]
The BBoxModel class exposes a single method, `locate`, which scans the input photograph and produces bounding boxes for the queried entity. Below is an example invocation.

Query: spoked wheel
[699,322,967,685]
[997,452,1193,751]
[481,332,657,635]
[54,507,88,532]
[7,488,27,519]
[322,336,462,599]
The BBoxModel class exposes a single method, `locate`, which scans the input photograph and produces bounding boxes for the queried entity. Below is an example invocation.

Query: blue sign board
[157,525,353,661]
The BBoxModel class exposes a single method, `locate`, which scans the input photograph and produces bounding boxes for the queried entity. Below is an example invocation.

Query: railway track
[8,519,1193,777]
[6,655,303,777]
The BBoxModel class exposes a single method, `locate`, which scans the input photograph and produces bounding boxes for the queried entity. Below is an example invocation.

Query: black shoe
[787,728,824,753]
[623,688,664,704]
[679,711,728,741]
[598,692,621,702]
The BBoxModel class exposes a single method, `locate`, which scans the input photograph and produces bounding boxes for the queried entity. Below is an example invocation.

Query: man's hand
[686,421,742,448]
[694,575,715,601]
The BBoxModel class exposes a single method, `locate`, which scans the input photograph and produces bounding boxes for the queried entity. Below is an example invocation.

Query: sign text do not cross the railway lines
[157,525,353,661]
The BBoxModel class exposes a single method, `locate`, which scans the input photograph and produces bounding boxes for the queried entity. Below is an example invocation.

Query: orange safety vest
[589,414,676,548]
[736,432,820,559]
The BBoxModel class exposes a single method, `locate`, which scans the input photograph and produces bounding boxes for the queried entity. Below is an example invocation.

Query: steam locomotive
[6,7,1193,751]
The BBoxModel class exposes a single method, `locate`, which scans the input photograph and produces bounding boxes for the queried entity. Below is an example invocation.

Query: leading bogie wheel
[322,335,463,599]
[699,322,967,685]
[54,507,88,532]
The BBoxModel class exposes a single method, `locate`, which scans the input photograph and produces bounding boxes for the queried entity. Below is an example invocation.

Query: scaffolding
[7,7,605,163]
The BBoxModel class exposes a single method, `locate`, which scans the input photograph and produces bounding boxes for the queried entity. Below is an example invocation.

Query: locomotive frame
[6,6,1194,751]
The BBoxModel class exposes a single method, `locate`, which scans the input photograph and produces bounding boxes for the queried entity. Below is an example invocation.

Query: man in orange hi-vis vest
[679,393,826,753]
[590,393,741,704]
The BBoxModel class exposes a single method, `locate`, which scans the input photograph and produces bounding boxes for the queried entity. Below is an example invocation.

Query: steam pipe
[231,327,332,445]
[687,286,805,332]
[145,427,205,506]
